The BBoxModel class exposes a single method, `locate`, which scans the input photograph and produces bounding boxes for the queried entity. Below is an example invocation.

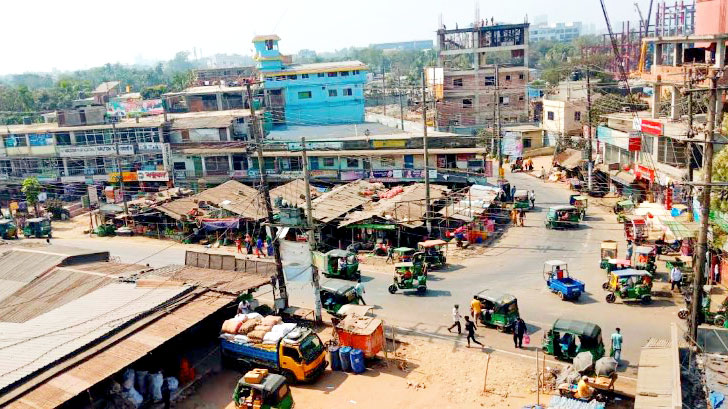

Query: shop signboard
[59,144,134,157]
[628,131,642,152]
[109,171,138,182]
[485,161,493,177]
[310,169,338,178]
[341,170,365,181]
[88,185,99,205]
[287,141,342,151]
[640,119,663,136]
[501,132,523,157]
[137,170,169,182]
[137,142,163,152]
[372,139,406,148]
[635,164,655,182]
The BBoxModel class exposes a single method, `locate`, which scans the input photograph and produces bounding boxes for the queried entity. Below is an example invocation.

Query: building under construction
[436,21,530,133]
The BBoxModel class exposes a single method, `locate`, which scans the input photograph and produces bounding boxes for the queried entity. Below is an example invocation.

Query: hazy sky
[0,0,645,75]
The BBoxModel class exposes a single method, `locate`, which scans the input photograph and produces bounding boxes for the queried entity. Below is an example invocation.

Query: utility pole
[111,120,129,226]
[495,64,503,179]
[690,70,719,342]
[382,65,387,116]
[301,137,322,322]
[687,75,694,186]
[399,87,405,131]
[586,68,594,191]
[246,82,288,308]
[421,70,432,235]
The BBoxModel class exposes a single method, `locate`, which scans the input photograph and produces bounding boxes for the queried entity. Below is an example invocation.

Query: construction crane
[600,0,632,91]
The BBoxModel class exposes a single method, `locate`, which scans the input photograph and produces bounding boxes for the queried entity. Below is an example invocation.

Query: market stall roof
[311,180,381,224]
[556,149,583,169]
[144,264,272,294]
[339,183,449,228]
[336,314,382,336]
[634,324,682,409]
[270,179,320,208]
[662,220,698,239]
[153,180,266,222]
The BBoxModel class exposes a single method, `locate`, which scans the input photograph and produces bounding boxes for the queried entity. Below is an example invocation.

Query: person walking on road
[244,233,252,254]
[670,263,683,292]
[256,236,264,258]
[511,185,517,201]
[528,190,535,209]
[513,317,527,348]
[470,296,482,327]
[518,209,526,227]
[235,236,243,254]
[448,304,462,334]
[354,279,366,305]
[610,328,623,365]
[464,316,483,348]
[626,240,633,261]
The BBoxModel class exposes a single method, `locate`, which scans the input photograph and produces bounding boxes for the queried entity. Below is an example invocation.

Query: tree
[21,177,42,215]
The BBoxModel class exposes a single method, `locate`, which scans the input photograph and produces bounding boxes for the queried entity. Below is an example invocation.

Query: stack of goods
[220,314,296,346]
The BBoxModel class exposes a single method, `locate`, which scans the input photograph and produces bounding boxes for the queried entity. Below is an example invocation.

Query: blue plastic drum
[349,348,365,374]
[338,346,352,372]
[328,346,341,371]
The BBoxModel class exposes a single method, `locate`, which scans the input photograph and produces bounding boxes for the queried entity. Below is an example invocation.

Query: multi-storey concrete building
[529,22,582,43]
[253,35,368,126]
[436,22,530,133]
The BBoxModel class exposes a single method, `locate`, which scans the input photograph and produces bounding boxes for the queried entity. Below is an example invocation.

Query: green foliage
[44,198,68,220]
[21,177,42,214]
[712,147,728,213]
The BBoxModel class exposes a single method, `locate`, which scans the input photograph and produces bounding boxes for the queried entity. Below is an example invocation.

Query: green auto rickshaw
[475,289,520,332]
[392,247,416,263]
[0,219,18,239]
[23,217,51,238]
[417,239,447,268]
[613,199,635,223]
[633,245,657,274]
[313,249,360,280]
[232,371,294,409]
[603,268,653,304]
[542,318,606,362]
[544,206,581,229]
[569,194,588,220]
[599,240,618,270]
[513,190,531,210]
[319,278,359,316]
[389,262,427,294]
[678,285,728,326]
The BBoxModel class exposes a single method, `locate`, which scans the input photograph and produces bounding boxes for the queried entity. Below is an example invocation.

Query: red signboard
[635,164,655,182]
[628,132,642,152]
[640,119,663,136]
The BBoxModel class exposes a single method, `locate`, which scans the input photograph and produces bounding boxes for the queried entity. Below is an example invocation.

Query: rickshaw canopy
[634,246,654,254]
[611,268,651,278]
[320,278,356,296]
[552,318,602,339]
[544,260,568,268]
[608,258,632,266]
[476,289,517,306]
[326,249,352,258]
[418,239,447,248]
[26,217,48,224]
[601,241,617,250]
[0,219,13,225]
[236,373,287,394]
[395,262,414,269]
[617,199,635,208]
[393,247,415,253]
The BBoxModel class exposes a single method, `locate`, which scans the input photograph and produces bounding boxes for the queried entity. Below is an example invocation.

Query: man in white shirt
[670,264,683,292]
[448,304,462,334]
[354,279,366,305]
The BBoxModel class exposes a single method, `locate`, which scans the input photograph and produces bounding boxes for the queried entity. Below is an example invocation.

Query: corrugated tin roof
[340,183,449,228]
[93,81,120,94]
[635,343,676,409]
[6,290,234,409]
[153,180,267,221]
[0,282,189,393]
[0,262,149,323]
[147,264,272,294]
[270,179,320,208]
[311,180,380,223]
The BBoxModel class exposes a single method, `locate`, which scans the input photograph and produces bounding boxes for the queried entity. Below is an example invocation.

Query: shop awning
[663,220,698,239]
[345,223,397,230]
[611,171,636,186]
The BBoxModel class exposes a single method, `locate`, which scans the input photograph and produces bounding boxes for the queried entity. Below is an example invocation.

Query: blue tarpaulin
[711,391,725,409]
[201,218,240,231]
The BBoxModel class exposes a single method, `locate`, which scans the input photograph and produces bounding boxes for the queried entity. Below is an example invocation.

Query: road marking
[395,326,638,381]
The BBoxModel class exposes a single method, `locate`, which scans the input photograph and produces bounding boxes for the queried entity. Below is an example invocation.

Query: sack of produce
[262,315,283,326]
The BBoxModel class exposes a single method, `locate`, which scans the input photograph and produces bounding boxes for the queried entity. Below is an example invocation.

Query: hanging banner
[109,172,138,182]
[628,131,642,152]
[88,185,99,206]
[137,170,169,182]
[59,144,134,157]
[200,218,240,230]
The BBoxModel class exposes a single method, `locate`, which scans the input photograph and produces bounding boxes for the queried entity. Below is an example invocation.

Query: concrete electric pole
[301,137,323,322]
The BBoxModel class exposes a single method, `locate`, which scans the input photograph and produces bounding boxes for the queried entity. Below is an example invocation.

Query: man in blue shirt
[611,328,623,365]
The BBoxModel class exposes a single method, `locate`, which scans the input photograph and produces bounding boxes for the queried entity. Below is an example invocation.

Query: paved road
[51,171,682,377]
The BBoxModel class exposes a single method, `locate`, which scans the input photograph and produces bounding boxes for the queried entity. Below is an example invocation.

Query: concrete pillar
[715,41,726,69]
[228,154,234,173]
[62,157,69,177]
[651,84,661,119]
[200,156,207,176]
[69,131,77,145]
[670,86,681,120]
[216,93,224,111]
[226,127,232,141]
[654,43,663,67]
[673,43,683,66]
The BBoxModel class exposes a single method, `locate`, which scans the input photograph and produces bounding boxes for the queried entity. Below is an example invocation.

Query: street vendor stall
[334,313,384,359]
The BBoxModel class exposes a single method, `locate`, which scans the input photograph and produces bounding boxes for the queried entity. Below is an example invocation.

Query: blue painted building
[253,35,368,126]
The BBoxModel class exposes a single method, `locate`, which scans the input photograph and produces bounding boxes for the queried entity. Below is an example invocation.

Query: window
[340,71,350,76]
[346,158,359,168]
[505,75,511,81]
[499,96,510,105]
[298,91,312,99]
[523,138,532,148]
[301,73,309,79]
[289,157,303,171]
[641,135,655,155]
[173,162,187,170]
[55,132,71,146]
[265,39,275,50]
[547,111,555,120]
[462,99,473,108]
[327,72,338,77]
[329,89,338,97]
[379,157,395,167]
[519,73,525,80]
[343,88,353,96]
[287,75,297,80]
[484,76,495,86]
[203,156,230,175]
[574,111,581,121]
[282,347,301,363]
[317,73,325,77]
[275,75,285,81]
[453,78,463,87]
[657,137,687,167]
[323,157,335,167]
[519,95,524,101]
[353,70,360,74]
[4,134,26,147]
